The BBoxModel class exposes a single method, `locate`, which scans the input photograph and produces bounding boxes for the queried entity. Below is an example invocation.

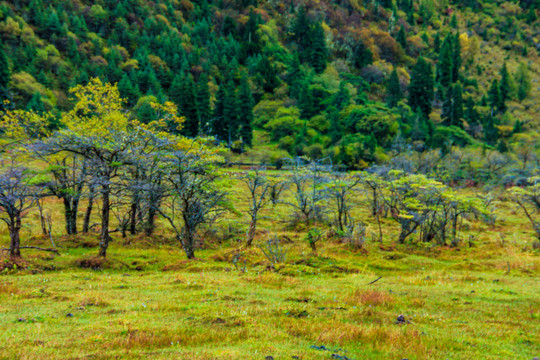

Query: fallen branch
[368,276,382,285]
[1,247,59,253]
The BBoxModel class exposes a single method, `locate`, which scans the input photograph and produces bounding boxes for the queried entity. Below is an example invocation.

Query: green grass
[0,179,539,359]
[0,236,538,359]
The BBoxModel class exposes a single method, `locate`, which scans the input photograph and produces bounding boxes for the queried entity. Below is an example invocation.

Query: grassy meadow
[0,172,539,360]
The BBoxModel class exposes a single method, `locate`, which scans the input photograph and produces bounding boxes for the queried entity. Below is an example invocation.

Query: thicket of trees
[0,79,538,260]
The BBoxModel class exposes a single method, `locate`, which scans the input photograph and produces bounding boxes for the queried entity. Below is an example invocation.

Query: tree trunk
[145,206,157,236]
[129,200,138,235]
[63,198,79,235]
[83,188,95,233]
[9,216,21,258]
[181,231,195,259]
[98,184,111,258]
[246,218,257,247]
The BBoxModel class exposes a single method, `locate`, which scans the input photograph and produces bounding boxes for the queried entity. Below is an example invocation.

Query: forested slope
[0,0,538,170]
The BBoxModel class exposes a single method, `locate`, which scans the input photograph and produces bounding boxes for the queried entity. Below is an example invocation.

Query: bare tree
[508,177,540,245]
[0,165,46,258]
[158,148,227,259]
[281,158,331,226]
[328,171,362,232]
[241,167,272,246]
[31,142,88,235]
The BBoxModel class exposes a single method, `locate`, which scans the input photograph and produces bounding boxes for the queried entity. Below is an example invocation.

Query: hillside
[0,0,538,169]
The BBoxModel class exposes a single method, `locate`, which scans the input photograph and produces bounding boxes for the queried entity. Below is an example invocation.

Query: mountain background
[0,0,538,169]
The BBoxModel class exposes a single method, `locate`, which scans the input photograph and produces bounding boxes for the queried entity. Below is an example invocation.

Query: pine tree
[256,56,280,93]
[0,40,11,106]
[212,83,227,141]
[464,96,479,125]
[196,74,212,134]
[286,53,304,99]
[396,25,408,51]
[442,83,464,127]
[212,80,238,145]
[241,10,262,58]
[408,57,434,118]
[223,79,239,145]
[386,67,402,108]
[180,75,199,137]
[309,21,328,73]
[515,62,531,101]
[237,74,254,147]
[169,74,199,137]
[433,32,441,53]
[488,79,502,113]
[292,6,312,56]
[451,33,461,83]
[450,13,458,28]
[352,39,373,70]
[118,74,140,106]
[437,34,453,89]
[26,92,46,114]
[499,63,511,106]
[329,81,351,111]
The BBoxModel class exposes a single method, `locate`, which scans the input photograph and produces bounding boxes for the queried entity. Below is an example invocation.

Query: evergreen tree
[212,80,238,145]
[450,13,458,28]
[464,96,479,125]
[352,39,373,70]
[212,83,227,141]
[442,83,464,127]
[180,75,199,137]
[515,62,531,101]
[118,73,140,106]
[292,6,312,56]
[241,9,262,58]
[329,81,351,111]
[437,34,453,89]
[309,21,328,73]
[196,74,212,134]
[386,67,402,108]
[26,92,46,114]
[488,79,503,113]
[396,25,408,51]
[499,63,511,106]
[433,32,441,53]
[408,57,434,118]
[0,40,11,106]
[286,53,304,99]
[256,56,280,93]
[237,74,255,147]
[451,33,461,83]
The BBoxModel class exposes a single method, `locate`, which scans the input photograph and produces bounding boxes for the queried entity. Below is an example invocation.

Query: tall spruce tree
[0,40,11,106]
[237,74,255,147]
[499,63,511,106]
[197,74,212,134]
[451,33,461,83]
[386,67,402,108]
[396,25,408,51]
[286,53,304,99]
[442,82,464,127]
[212,83,228,142]
[408,57,434,118]
[309,20,328,73]
[437,34,454,89]
[353,39,373,69]
[488,79,502,113]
